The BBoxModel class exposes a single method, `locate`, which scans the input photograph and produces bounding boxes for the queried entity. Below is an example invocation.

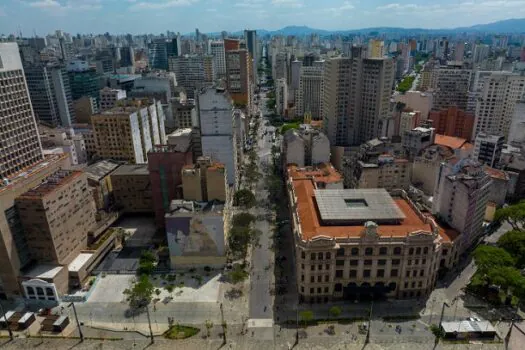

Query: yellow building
[182,157,227,202]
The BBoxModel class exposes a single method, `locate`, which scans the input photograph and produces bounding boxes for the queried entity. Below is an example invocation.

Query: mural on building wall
[166,215,225,257]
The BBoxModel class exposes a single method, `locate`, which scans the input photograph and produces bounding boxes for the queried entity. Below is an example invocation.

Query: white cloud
[234,0,264,8]
[29,0,62,8]
[206,7,217,11]
[129,0,198,10]
[27,0,101,11]
[271,0,303,8]
[325,1,354,14]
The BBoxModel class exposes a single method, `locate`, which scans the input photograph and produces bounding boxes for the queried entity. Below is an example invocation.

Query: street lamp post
[68,302,84,342]
[438,302,450,328]
[145,305,154,344]
[365,300,374,344]
[0,300,13,340]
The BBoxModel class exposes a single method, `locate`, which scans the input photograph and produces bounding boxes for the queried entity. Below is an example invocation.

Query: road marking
[247,318,274,328]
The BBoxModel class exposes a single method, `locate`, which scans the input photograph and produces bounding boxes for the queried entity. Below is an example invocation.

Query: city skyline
[1,0,525,36]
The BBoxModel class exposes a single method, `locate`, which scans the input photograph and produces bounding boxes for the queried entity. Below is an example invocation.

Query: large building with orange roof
[287,165,457,302]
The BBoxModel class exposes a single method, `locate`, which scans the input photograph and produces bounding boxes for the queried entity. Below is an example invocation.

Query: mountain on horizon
[243,18,525,36]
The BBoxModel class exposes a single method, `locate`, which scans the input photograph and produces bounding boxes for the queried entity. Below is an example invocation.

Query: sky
[0,0,524,36]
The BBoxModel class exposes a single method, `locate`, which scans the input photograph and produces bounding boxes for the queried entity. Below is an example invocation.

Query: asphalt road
[247,83,276,322]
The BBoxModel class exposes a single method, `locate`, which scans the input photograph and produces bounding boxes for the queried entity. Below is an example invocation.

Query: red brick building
[148,144,193,228]
[429,106,475,141]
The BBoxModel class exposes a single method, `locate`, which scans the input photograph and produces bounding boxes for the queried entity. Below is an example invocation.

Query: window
[423,247,428,254]
[365,247,373,256]
[311,265,315,271]
[326,264,330,270]
[379,247,387,255]
[336,260,345,266]
[406,270,410,277]
[311,253,316,260]
[349,270,357,278]
[418,281,423,288]
[351,247,359,255]
[301,251,305,259]
[335,283,342,292]
[301,264,304,270]
[411,282,416,288]
[301,286,304,293]
[311,276,315,283]
[443,249,448,256]
[317,275,322,282]
[404,282,408,288]
[325,275,329,282]
[415,259,419,265]
[326,252,331,259]
[318,252,323,260]
[363,270,371,278]
[377,269,385,278]
[394,247,402,255]
[364,259,372,266]
[391,269,398,277]
[412,270,417,277]
[422,259,426,265]
[378,259,386,266]
[392,259,400,265]
[409,248,414,255]
[420,269,424,277]
[301,275,304,282]
[337,248,345,256]
[336,270,343,278]
[349,259,358,266]
[318,264,322,271]
[416,247,421,255]
[310,288,314,294]
[318,287,322,294]
[408,259,412,266]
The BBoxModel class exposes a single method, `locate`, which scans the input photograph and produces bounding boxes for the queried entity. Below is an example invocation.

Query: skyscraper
[244,30,257,82]
[0,43,44,180]
[168,55,214,99]
[225,49,251,108]
[473,72,525,140]
[296,60,324,120]
[148,39,169,70]
[323,47,395,146]
[431,65,471,111]
[211,41,226,79]
[120,46,135,67]
[24,63,76,127]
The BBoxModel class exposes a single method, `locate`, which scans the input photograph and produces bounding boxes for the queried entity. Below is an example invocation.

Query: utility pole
[365,300,373,344]
[69,302,83,342]
[0,301,13,340]
[438,302,449,328]
[145,305,154,344]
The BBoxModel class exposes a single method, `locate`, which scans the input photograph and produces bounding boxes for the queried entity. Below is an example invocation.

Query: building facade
[99,87,126,111]
[473,133,504,168]
[110,165,153,213]
[210,41,226,79]
[296,60,324,120]
[429,106,474,140]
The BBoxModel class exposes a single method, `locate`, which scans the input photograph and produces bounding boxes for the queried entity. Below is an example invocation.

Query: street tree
[495,201,525,231]
[329,306,342,319]
[233,189,256,208]
[232,212,256,228]
[498,230,525,267]
[472,245,515,273]
[205,320,213,338]
[123,275,154,310]
[228,225,252,259]
[299,310,314,327]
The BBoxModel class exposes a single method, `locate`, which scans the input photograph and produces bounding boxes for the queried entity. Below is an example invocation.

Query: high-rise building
[244,30,257,78]
[67,65,101,103]
[99,87,127,111]
[275,78,288,117]
[433,159,491,255]
[148,142,193,228]
[210,41,226,79]
[91,101,166,164]
[296,60,324,120]
[429,106,475,140]
[24,62,76,127]
[196,87,240,185]
[473,133,504,168]
[509,101,525,145]
[431,66,471,111]
[120,46,135,67]
[182,156,227,202]
[473,72,525,140]
[168,55,214,99]
[148,39,169,70]
[473,44,490,64]
[0,43,44,180]
[368,39,385,58]
[273,52,288,81]
[15,170,96,265]
[454,42,465,61]
[323,48,395,146]
[225,49,251,108]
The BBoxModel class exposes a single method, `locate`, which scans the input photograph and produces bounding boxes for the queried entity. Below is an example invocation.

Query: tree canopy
[233,189,256,208]
[232,213,256,228]
[498,230,525,267]
[123,275,154,309]
[495,201,525,231]
[473,245,514,273]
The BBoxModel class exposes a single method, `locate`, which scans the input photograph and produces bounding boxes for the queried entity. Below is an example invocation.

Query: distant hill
[223,18,525,37]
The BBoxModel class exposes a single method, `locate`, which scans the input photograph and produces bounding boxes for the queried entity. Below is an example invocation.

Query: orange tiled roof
[483,166,508,181]
[287,163,343,184]
[292,178,434,241]
[434,134,467,150]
